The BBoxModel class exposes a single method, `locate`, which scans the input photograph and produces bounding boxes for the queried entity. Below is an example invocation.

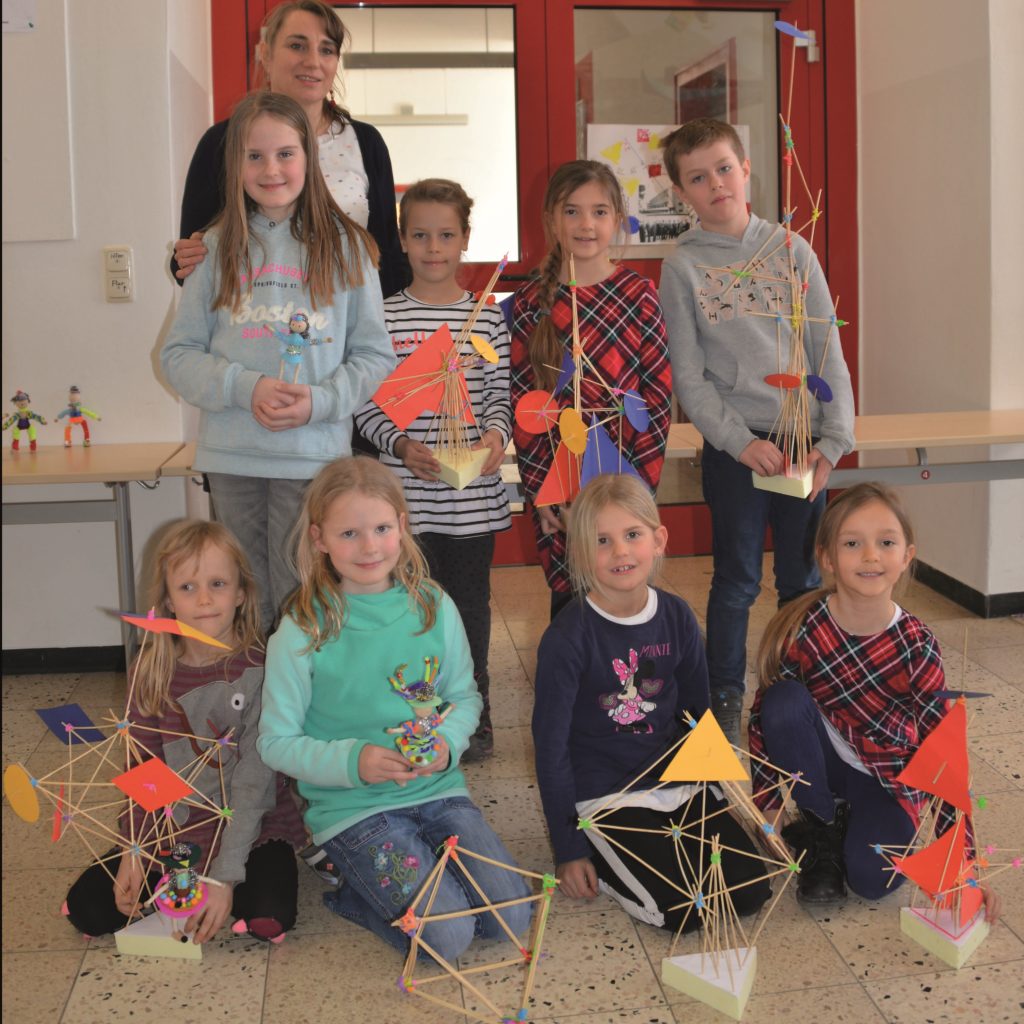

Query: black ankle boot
[782,803,848,904]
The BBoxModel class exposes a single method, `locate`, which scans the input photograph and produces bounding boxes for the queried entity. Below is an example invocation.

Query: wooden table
[667,410,1024,486]
[3,442,186,663]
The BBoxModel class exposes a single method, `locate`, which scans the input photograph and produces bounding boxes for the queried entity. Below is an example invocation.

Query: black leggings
[589,792,773,933]
[64,839,298,937]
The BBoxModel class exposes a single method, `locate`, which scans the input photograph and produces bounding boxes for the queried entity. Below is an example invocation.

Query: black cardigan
[171,117,410,298]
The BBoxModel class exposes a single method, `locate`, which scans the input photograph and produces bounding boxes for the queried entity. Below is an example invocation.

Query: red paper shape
[371,324,473,430]
[113,757,194,813]
[120,613,230,650]
[636,129,650,142]
[895,698,970,813]
[893,817,967,901]
[647,163,662,178]
[765,372,801,389]
[534,441,581,506]
[955,864,985,927]
[515,390,559,435]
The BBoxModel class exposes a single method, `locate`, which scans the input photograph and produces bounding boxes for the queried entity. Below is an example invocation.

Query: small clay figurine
[153,841,208,940]
[2,390,47,452]
[267,312,332,383]
[56,386,101,447]
[385,657,454,767]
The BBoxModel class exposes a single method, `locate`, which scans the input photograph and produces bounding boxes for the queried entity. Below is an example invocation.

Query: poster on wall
[2,0,36,31]
[587,123,751,260]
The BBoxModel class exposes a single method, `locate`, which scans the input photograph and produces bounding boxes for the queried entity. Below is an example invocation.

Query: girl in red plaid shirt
[511,161,672,619]
[748,484,1000,923]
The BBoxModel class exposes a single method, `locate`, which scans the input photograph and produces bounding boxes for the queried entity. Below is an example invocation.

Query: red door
[209,1,857,559]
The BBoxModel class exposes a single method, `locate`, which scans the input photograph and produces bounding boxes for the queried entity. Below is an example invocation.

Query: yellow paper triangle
[648,134,661,149]
[601,142,623,164]
[660,710,749,782]
[623,177,640,196]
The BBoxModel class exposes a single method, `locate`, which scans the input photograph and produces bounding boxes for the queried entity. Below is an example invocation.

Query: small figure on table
[385,657,454,767]
[3,390,47,452]
[268,312,332,383]
[56,386,101,447]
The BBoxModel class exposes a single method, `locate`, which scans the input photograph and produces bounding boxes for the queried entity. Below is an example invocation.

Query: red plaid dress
[748,599,950,826]
[510,267,672,592]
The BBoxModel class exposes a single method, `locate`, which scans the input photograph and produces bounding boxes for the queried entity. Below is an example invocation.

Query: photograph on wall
[588,123,750,259]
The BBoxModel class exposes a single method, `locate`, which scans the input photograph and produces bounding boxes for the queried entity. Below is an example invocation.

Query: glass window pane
[339,7,518,264]
[575,9,777,260]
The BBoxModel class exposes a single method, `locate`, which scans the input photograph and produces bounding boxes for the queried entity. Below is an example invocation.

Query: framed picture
[674,40,738,124]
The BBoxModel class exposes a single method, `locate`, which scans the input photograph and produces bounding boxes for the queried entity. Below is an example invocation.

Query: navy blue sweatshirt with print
[532,589,710,864]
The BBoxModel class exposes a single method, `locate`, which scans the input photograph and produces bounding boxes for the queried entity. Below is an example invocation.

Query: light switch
[104,246,133,301]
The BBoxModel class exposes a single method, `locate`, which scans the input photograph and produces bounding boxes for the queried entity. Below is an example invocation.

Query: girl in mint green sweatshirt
[259,457,531,960]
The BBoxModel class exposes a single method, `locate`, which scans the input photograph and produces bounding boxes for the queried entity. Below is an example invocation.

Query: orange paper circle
[515,390,557,434]
[470,335,499,364]
[4,763,40,823]
[559,408,588,454]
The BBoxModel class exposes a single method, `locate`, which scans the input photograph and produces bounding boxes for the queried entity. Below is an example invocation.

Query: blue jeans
[702,440,825,696]
[759,679,916,899]
[321,796,533,962]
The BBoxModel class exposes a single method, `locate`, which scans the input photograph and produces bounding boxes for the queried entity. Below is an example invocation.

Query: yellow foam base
[662,946,756,1020]
[435,447,489,490]
[751,467,813,498]
[900,906,989,969]
[114,912,202,960]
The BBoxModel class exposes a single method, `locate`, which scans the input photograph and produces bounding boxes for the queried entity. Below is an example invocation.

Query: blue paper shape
[581,419,643,487]
[37,704,106,744]
[621,389,649,431]
[806,374,833,402]
[775,20,810,39]
[627,215,640,235]
[554,351,575,396]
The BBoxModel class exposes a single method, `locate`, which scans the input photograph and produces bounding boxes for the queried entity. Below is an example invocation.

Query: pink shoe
[231,919,249,935]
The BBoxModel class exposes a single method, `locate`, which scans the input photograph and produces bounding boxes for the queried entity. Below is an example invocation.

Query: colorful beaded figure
[385,657,454,767]
[56,386,101,447]
[2,390,47,452]
[153,841,208,936]
[267,312,333,383]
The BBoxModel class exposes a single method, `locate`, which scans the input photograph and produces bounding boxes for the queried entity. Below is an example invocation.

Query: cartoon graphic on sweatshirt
[598,648,664,733]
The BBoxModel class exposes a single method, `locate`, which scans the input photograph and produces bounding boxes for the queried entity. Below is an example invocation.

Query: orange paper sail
[895,697,971,813]
[534,441,581,507]
[893,817,967,900]
[113,757,194,813]
[120,612,231,650]
[371,323,474,430]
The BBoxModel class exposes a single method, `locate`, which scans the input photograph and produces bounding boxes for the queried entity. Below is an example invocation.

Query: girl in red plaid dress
[511,161,672,620]
[748,484,1000,923]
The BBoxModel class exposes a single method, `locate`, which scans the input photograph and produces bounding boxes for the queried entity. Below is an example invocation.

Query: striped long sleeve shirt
[356,290,512,537]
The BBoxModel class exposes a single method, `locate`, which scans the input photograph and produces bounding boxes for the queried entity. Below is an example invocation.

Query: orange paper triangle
[660,710,749,783]
[371,324,462,430]
[893,816,967,900]
[895,698,970,813]
[534,441,581,507]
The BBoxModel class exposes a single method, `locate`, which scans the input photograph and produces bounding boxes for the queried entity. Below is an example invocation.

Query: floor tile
[971,646,1024,689]
[932,618,1024,652]
[2,867,90,952]
[1,949,83,1023]
[667,981,887,1024]
[461,725,535,784]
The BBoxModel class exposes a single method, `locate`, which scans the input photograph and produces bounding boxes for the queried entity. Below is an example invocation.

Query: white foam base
[115,911,202,960]
[900,906,989,969]
[751,467,813,498]
[662,946,756,1020]
[435,447,488,490]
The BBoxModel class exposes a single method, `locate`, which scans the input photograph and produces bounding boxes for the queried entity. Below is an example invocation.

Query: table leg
[110,482,138,666]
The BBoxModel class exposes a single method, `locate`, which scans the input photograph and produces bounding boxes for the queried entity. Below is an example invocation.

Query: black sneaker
[711,690,744,747]
[462,709,494,763]
[300,843,343,886]
[782,803,848,904]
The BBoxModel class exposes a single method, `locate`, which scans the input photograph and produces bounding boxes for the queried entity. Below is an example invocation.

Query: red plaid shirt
[510,267,672,590]
[748,599,950,826]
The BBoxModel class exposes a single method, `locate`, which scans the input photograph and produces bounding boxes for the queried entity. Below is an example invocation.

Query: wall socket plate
[104,246,133,301]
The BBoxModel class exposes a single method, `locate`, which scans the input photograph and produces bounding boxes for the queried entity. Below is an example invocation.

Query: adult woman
[172,0,408,297]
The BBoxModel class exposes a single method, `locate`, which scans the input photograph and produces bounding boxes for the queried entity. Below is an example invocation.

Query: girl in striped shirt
[356,179,512,761]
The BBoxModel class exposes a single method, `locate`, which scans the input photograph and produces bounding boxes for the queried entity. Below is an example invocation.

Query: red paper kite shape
[120,611,231,650]
[895,697,971,814]
[371,323,475,431]
[534,441,581,507]
[113,757,194,813]
[893,817,968,902]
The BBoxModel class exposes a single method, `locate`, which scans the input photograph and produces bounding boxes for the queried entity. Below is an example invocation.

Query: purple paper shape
[581,418,643,487]
[806,374,833,402]
[554,351,575,396]
[621,389,650,431]
[775,20,810,40]
[36,704,106,744]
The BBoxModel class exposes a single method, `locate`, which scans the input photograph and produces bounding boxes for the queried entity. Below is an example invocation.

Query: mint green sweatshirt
[258,585,482,844]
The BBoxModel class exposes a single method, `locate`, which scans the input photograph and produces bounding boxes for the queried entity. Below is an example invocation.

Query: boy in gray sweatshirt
[658,118,854,743]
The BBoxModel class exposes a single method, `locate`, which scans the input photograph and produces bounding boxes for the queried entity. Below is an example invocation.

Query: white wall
[857,0,1024,599]
[1,0,212,650]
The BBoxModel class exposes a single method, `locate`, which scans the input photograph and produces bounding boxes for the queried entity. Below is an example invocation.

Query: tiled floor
[3,557,1023,1023]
